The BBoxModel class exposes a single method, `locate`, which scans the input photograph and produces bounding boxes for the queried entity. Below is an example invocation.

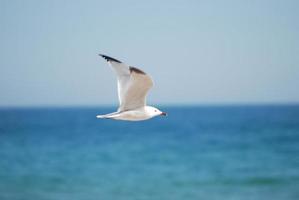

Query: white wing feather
[99,55,153,111]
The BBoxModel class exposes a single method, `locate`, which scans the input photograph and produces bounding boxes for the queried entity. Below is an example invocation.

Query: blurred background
[0,0,299,200]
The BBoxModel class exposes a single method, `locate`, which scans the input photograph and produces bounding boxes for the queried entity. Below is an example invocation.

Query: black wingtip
[98,54,122,63]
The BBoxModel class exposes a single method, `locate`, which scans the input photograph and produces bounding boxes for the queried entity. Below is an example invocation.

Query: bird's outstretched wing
[99,54,153,111]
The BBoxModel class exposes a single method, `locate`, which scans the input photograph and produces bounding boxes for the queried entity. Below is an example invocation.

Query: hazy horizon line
[1,102,299,109]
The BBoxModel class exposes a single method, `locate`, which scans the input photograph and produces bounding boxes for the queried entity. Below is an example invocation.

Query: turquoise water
[0,106,299,200]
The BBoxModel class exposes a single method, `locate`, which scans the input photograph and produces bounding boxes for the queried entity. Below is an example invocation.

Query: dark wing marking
[129,66,146,75]
[99,54,122,63]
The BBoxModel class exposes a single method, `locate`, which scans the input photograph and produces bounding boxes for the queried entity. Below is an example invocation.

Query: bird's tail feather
[96,115,112,119]
[96,112,120,119]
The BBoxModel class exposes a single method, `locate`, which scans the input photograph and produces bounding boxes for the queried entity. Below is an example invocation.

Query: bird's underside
[96,108,154,121]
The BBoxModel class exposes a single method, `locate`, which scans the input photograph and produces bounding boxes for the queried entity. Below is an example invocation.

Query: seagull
[96,54,167,121]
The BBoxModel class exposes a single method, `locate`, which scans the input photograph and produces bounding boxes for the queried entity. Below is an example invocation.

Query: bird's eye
[155,110,157,112]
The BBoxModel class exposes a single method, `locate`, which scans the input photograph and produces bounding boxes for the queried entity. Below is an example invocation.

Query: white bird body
[96,54,167,121]
[97,106,162,121]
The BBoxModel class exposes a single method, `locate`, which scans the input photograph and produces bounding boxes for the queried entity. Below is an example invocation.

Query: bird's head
[146,106,167,118]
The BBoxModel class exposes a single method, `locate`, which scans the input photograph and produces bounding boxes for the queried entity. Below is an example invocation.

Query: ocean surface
[0,105,299,200]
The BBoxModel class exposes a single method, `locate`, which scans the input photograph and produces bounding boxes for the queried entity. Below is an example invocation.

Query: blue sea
[0,105,299,200]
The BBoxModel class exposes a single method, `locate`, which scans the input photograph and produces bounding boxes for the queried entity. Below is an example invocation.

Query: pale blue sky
[1,0,299,107]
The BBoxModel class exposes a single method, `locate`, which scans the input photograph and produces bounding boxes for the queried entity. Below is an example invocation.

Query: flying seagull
[96,54,167,121]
